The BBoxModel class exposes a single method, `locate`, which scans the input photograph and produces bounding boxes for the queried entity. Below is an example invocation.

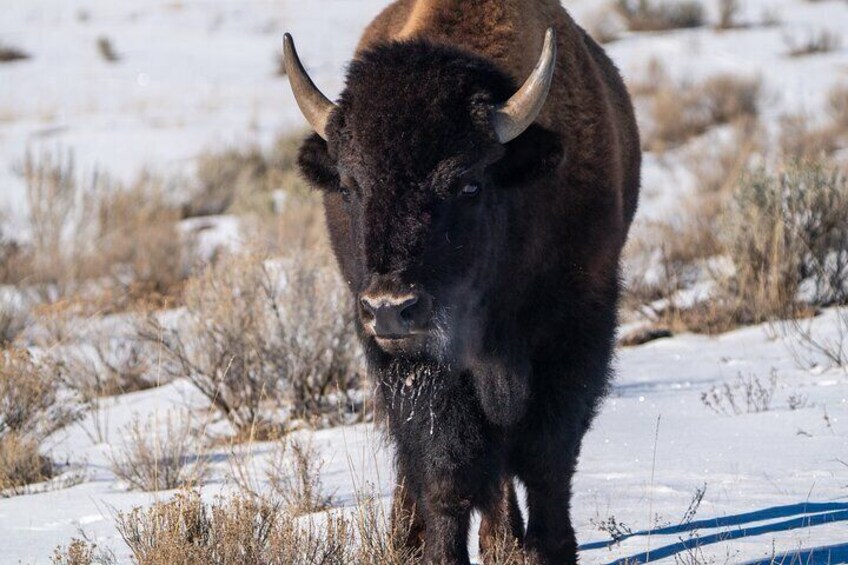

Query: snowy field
[1,0,848,563]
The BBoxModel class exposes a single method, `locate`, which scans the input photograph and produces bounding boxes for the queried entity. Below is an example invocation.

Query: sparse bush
[267,438,333,516]
[722,163,848,323]
[12,152,190,306]
[188,131,310,218]
[115,490,349,564]
[110,411,208,492]
[828,84,848,130]
[716,0,740,30]
[0,290,28,346]
[0,43,29,63]
[781,307,848,371]
[646,73,761,151]
[701,371,777,415]
[785,28,841,57]
[52,538,97,565]
[139,251,363,437]
[0,433,55,496]
[780,84,848,163]
[616,0,705,32]
[0,349,78,495]
[96,37,120,62]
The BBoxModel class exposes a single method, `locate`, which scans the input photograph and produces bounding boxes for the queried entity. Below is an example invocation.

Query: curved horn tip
[282,32,336,141]
[492,27,558,144]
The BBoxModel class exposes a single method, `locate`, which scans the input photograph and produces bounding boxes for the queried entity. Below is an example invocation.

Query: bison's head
[286,31,562,364]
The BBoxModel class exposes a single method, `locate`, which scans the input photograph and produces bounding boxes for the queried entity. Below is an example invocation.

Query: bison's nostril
[359,293,427,338]
[397,296,418,322]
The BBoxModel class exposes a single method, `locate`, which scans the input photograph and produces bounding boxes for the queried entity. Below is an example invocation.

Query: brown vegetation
[54,487,424,565]
[716,0,741,30]
[96,37,120,63]
[785,28,841,57]
[627,160,848,338]
[0,349,78,495]
[616,0,705,32]
[110,412,208,492]
[780,84,848,162]
[138,250,363,438]
[645,73,761,151]
[4,152,189,308]
[0,43,29,63]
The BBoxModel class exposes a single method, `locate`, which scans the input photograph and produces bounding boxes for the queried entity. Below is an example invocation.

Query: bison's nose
[359,292,428,338]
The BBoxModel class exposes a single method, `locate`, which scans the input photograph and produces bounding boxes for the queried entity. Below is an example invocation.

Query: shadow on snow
[579,501,848,565]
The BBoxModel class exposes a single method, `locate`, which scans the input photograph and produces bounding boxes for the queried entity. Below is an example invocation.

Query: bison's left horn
[492,28,557,144]
[283,33,336,140]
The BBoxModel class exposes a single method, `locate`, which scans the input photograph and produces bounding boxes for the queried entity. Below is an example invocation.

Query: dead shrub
[0,43,29,63]
[781,307,848,370]
[0,290,29,346]
[51,537,115,565]
[781,84,848,162]
[721,162,848,323]
[701,371,777,415]
[113,490,349,564]
[716,0,741,30]
[0,433,55,496]
[13,152,189,306]
[96,37,120,63]
[828,84,848,131]
[0,349,78,495]
[267,437,333,516]
[110,411,208,492]
[646,74,761,151]
[139,251,363,438]
[785,28,841,57]
[616,0,705,32]
[188,131,310,218]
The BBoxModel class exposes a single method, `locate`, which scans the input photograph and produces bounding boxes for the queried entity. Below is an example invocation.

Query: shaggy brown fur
[359,0,641,257]
[295,1,640,563]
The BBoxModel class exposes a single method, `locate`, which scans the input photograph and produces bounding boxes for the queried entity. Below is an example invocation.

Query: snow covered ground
[2,0,848,563]
[1,311,846,564]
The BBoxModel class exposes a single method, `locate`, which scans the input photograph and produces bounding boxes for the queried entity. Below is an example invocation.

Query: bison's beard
[369,304,530,431]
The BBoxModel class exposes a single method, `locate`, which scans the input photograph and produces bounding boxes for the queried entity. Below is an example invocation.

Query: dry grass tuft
[6,152,190,307]
[645,73,761,151]
[715,0,741,30]
[110,411,208,492]
[0,349,78,495]
[616,0,705,32]
[785,28,841,57]
[721,162,848,322]
[781,84,848,162]
[0,292,28,346]
[138,250,363,438]
[55,488,421,565]
[267,437,333,516]
[96,37,120,62]
[109,490,369,564]
[188,131,310,218]
[0,43,29,63]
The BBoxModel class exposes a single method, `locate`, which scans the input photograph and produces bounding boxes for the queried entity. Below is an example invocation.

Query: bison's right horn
[283,33,336,140]
[492,28,557,144]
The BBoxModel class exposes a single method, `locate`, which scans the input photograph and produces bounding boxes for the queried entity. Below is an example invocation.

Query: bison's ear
[492,125,563,187]
[297,133,340,190]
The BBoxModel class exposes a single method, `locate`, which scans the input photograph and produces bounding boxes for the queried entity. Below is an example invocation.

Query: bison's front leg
[390,482,425,551]
[479,476,524,560]
[392,373,499,565]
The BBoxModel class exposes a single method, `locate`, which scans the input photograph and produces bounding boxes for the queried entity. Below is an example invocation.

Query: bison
[283,0,640,563]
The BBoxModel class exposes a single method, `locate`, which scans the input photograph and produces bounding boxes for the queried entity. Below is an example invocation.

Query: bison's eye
[461,183,481,198]
[339,186,352,203]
